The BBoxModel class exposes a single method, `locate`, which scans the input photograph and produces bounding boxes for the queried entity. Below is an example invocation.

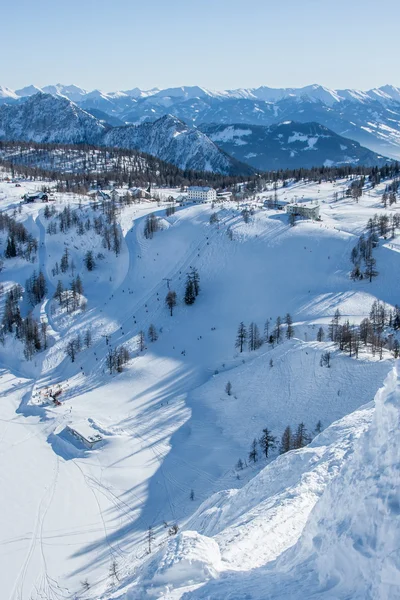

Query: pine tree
[166,290,177,316]
[60,248,69,273]
[235,322,247,353]
[259,428,277,458]
[279,426,292,454]
[148,324,158,342]
[84,329,92,348]
[84,250,95,271]
[317,326,325,342]
[275,316,282,342]
[5,236,17,258]
[248,438,258,463]
[365,256,378,282]
[293,422,310,449]
[54,280,64,305]
[191,267,200,297]
[184,275,195,305]
[314,420,323,436]
[138,330,146,352]
[285,313,294,339]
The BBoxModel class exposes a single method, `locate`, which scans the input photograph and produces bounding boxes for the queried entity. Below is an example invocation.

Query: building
[66,421,103,450]
[263,198,288,210]
[217,191,232,201]
[23,191,48,203]
[97,190,111,201]
[129,187,152,200]
[286,202,320,220]
[187,186,217,203]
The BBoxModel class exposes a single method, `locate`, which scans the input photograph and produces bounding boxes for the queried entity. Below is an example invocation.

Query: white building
[66,421,103,449]
[286,202,320,220]
[187,186,217,203]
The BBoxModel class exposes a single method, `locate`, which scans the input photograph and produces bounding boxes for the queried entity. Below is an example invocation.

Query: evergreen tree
[148,324,158,342]
[279,426,292,454]
[314,420,323,436]
[5,236,17,258]
[235,322,247,353]
[138,330,146,352]
[84,250,95,271]
[248,438,258,463]
[293,422,310,449]
[364,256,378,282]
[191,267,200,297]
[285,313,294,339]
[317,326,325,342]
[184,275,195,305]
[84,328,92,348]
[259,428,277,458]
[275,316,282,342]
[60,247,69,273]
[54,280,64,305]
[166,290,177,316]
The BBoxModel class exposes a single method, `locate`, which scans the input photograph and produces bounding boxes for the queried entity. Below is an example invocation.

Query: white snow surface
[0,177,398,599]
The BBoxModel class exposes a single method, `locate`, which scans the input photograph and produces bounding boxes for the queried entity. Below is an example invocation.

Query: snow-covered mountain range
[0,92,390,173]
[0,94,253,175]
[3,83,400,160]
[200,121,388,170]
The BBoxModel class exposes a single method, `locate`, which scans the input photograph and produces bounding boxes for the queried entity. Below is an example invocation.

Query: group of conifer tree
[235,314,294,353]
[236,420,323,471]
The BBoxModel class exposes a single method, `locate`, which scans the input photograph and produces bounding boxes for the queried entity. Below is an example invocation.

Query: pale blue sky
[3,0,399,92]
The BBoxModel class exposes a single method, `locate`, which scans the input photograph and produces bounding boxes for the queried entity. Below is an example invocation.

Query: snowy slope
[103,115,254,174]
[0,176,399,599]
[163,363,400,599]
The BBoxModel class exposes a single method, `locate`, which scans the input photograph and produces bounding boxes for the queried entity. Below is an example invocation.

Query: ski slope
[0,176,398,599]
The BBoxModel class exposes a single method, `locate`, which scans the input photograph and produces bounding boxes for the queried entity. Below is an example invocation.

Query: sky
[2,0,400,92]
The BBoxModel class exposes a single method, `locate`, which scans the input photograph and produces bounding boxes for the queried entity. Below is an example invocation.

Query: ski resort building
[23,191,48,203]
[286,202,320,220]
[217,191,232,201]
[187,186,217,203]
[66,421,103,449]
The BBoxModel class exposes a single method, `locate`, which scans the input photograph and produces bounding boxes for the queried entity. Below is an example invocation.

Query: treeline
[1,140,400,195]
[0,140,250,191]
